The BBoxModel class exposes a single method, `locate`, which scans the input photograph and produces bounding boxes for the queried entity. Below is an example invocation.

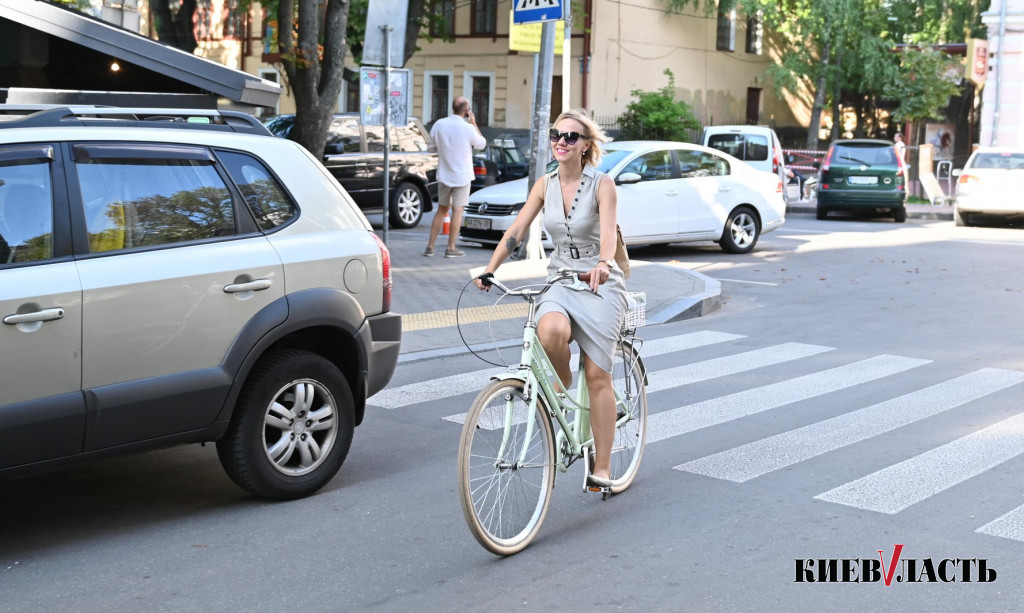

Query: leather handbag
[614,224,631,279]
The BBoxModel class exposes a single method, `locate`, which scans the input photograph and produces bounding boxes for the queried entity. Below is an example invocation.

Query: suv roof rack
[0,105,272,136]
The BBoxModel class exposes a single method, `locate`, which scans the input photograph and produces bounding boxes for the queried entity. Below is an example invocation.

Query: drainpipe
[991,0,1007,146]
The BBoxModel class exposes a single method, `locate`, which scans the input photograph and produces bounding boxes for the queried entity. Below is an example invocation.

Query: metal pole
[991,0,1007,146]
[562,14,571,111]
[381,24,392,244]
[521,21,556,260]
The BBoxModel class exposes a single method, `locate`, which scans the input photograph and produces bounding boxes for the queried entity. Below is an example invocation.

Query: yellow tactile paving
[401,303,529,331]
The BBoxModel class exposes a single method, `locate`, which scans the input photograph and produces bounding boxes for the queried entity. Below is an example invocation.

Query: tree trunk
[830,45,843,142]
[280,0,352,159]
[806,45,830,150]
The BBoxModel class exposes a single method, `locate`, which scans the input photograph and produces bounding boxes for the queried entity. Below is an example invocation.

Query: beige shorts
[438,183,470,209]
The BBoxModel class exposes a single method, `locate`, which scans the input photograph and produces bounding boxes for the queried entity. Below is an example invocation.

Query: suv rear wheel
[390,181,425,229]
[217,349,355,500]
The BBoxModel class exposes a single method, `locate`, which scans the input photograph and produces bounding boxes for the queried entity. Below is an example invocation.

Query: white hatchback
[461,140,785,254]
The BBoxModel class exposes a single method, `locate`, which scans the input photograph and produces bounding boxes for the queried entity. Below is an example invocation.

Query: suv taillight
[772,150,780,174]
[371,231,392,312]
[821,147,834,173]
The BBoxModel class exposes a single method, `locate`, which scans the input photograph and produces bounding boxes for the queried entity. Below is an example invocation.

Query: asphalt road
[3,213,1024,612]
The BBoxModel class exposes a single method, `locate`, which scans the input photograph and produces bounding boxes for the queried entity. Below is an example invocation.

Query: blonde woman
[475,110,627,488]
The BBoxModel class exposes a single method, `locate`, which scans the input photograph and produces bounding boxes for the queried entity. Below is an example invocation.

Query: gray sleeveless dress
[535,165,627,373]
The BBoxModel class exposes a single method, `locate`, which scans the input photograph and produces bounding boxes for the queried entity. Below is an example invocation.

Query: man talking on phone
[425,96,486,257]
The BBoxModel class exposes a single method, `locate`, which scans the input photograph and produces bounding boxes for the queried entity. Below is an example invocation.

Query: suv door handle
[4,307,65,325]
[718,186,731,192]
[224,279,272,293]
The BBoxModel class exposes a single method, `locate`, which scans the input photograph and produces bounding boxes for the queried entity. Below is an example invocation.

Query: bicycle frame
[492,286,639,476]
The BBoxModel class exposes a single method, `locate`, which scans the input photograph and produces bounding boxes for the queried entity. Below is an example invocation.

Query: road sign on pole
[513,0,563,25]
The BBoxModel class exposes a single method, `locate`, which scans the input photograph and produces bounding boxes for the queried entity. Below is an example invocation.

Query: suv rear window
[706,134,768,162]
[832,144,897,166]
[74,145,236,252]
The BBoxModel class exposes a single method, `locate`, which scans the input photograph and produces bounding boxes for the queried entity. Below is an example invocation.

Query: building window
[471,76,490,126]
[195,0,215,41]
[717,0,735,52]
[429,0,455,38]
[745,12,762,55]
[258,69,280,116]
[431,74,450,124]
[222,0,243,40]
[471,0,497,36]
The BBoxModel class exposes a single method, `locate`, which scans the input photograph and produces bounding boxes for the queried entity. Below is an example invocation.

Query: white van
[701,125,790,196]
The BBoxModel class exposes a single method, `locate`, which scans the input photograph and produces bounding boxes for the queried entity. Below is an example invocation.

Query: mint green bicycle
[457,268,648,556]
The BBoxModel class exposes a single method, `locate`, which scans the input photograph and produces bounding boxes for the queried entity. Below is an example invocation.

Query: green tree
[883,47,964,144]
[616,69,700,142]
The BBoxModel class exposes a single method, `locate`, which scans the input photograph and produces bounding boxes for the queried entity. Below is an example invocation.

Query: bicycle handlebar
[480,267,602,300]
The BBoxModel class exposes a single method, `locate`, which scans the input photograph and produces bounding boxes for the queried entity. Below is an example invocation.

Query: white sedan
[953,148,1024,227]
[459,140,785,254]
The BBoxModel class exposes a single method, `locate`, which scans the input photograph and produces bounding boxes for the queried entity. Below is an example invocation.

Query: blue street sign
[513,0,563,24]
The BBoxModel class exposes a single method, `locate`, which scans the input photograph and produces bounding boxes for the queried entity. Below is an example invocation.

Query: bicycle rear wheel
[608,340,647,494]
[457,378,556,555]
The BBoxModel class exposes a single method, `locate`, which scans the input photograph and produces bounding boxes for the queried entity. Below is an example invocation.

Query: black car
[471,138,530,192]
[265,113,438,228]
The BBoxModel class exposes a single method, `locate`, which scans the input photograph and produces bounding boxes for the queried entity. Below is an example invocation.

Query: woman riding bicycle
[474,110,627,489]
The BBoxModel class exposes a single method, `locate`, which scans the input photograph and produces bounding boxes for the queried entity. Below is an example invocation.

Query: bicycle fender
[489,372,529,384]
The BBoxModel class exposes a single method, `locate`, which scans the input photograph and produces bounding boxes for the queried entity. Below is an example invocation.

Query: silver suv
[0,106,400,499]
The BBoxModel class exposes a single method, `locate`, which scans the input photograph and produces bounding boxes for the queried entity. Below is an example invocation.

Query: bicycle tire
[608,340,648,494]
[457,378,556,555]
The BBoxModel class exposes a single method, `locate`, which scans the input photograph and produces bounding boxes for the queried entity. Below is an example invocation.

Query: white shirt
[429,114,487,187]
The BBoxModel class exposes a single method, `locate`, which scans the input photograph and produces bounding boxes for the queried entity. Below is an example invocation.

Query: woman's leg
[584,356,615,481]
[537,312,572,390]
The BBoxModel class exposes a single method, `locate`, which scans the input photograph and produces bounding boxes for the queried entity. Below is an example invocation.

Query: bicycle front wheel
[457,378,556,556]
[608,340,648,494]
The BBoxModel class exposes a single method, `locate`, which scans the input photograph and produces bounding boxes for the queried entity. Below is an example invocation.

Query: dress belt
[553,244,599,259]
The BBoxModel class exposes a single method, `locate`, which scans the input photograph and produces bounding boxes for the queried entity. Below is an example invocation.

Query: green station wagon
[815,139,908,222]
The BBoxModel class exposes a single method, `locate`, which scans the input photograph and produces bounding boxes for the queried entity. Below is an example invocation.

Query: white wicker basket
[622,292,647,333]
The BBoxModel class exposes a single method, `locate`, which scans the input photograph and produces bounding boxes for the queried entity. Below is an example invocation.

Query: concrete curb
[646,273,722,324]
[786,202,954,221]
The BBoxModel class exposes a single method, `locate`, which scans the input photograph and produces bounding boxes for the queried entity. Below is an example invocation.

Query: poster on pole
[509,10,564,54]
[360,67,410,127]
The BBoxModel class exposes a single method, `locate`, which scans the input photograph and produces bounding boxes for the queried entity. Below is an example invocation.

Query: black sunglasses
[549,128,583,145]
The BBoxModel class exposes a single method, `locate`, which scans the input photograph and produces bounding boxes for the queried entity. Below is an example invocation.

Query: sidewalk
[381,227,720,361]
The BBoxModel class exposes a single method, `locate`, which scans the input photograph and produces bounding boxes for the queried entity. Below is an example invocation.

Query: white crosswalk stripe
[441,340,829,426]
[370,330,743,409]
[977,504,1024,543]
[647,354,930,444]
[675,368,1024,483]
[815,410,1024,514]
[645,342,833,394]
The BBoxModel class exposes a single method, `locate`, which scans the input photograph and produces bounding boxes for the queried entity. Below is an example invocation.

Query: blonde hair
[552,109,609,167]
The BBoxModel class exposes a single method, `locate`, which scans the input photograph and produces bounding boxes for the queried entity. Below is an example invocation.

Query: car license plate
[465,217,491,230]
[848,176,878,185]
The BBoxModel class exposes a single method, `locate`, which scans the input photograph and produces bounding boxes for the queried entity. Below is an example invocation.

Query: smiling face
[550,118,589,166]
